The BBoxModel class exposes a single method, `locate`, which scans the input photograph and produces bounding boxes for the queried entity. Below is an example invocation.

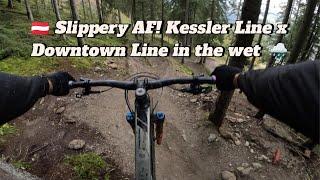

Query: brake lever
[75,78,102,98]
[178,74,212,95]
[76,89,102,98]
[180,85,212,95]
[201,86,212,94]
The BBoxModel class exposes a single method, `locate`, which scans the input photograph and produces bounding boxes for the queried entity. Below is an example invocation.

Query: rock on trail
[68,139,86,150]
[221,170,236,180]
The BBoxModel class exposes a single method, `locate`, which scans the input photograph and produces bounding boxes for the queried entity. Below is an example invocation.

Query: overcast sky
[261,0,288,23]
[228,0,306,23]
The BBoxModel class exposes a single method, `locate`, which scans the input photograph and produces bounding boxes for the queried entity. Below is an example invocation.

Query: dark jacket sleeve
[238,61,319,144]
[0,72,49,124]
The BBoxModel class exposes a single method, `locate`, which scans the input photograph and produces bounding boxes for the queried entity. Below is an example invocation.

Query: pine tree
[24,0,34,21]
[287,0,318,64]
[69,0,84,46]
[96,0,103,24]
[249,0,270,70]
[8,0,13,8]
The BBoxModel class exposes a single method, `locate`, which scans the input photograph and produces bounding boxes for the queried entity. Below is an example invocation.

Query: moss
[0,123,17,146]
[179,64,194,75]
[104,174,110,180]
[0,123,17,136]
[12,160,31,170]
[0,57,59,75]
[64,152,109,180]
[169,58,193,75]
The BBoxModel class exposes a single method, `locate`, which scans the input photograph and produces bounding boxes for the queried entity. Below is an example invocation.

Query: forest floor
[0,57,319,180]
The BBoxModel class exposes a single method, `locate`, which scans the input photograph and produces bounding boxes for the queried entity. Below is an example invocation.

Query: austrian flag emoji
[31,22,49,35]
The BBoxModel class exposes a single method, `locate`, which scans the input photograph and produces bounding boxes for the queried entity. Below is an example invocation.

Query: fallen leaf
[272,148,281,164]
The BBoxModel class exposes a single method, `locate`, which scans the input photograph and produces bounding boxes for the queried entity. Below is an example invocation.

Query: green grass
[64,152,109,180]
[0,57,59,75]
[0,0,126,75]
[0,123,17,145]
[0,123,17,136]
[12,160,31,170]
[169,58,193,75]
[179,64,193,75]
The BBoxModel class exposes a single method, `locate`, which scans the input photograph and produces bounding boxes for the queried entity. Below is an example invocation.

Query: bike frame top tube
[134,87,155,180]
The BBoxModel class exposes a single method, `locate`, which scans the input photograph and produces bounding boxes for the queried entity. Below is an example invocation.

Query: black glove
[211,65,241,91]
[46,72,75,96]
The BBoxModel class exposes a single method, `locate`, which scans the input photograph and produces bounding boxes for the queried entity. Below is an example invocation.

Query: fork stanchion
[154,112,165,145]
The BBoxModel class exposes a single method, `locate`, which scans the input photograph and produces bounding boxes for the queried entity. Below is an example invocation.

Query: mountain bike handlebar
[68,76,216,90]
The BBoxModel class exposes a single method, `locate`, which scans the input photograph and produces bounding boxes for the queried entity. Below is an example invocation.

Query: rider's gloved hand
[211,65,241,91]
[46,72,75,96]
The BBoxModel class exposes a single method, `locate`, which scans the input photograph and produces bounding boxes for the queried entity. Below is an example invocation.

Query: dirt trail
[64,57,318,180]
[66,57,219,179]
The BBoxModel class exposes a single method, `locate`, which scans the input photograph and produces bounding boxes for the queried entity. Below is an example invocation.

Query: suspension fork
[134,87,155,180]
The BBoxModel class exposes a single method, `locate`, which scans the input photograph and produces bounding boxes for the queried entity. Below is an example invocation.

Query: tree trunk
[117,8,121,24]
[208,91,234,127]
[225,0,243,65]
[200,0,215,64]
[316,49,320,59]
[42,0,46,10]
[287,0,318,64]
[100,0,106,21]
[306,28,319,60]
[96,0,103,24]
[305,41,315,60]
[190,5,196,48]
[88,0,93,20]
[48,0,54,16]
[52,0,62,22]
[52,0,65,40]
[132,0,137,39]
[69,0,84,46]
[142,1,145,44]
[131,0,136,25]
[161,0,164,46]
[24,0,34,21]
[210,0,215,20]
[208,0,262,127]
[8,0,13,8]
[81,0,87,21]
[288,0,302,50]
[300,5,320,61]
[51,0,54,13]
[236,0,242,20]
[35,0,39,13]
[276,0,294,43]
[150,0,155,41]
[249,0,270,70]
[181,0,190,64]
